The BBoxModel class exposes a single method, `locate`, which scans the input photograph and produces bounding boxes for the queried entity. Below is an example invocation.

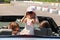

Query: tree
[0,0,4,3]
[4,0,10,3]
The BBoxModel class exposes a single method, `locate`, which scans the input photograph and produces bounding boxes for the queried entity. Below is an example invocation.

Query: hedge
[33,0,60,2]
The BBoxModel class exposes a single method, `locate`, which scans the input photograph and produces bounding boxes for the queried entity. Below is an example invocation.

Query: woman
[20,6,39,35]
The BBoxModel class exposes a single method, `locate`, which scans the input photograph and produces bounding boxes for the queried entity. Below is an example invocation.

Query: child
[8,22,20,35]
[39,21,50,28]
[38,21,52,36]
[20,11,39,35]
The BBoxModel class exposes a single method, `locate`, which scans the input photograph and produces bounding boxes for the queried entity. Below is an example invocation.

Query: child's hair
[39,21,50,28]
[8,22,20,31]
[26,11,36,19]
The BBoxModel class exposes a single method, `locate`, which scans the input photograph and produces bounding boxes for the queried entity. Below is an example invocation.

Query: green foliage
[0,0,10,3]
[33,0,60,2]
[4,0,10,3]
[0,0,4,2]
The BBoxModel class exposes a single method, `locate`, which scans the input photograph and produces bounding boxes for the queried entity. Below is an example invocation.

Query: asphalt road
[0,2,60,26]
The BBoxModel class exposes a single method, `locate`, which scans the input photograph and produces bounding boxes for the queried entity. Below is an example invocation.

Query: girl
[20,11,39,35]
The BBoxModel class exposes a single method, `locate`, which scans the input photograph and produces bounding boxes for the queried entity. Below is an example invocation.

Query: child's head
[8,22,20,35]
[26,11,36,19]
[39,21,49,28]
[8,22,19,29]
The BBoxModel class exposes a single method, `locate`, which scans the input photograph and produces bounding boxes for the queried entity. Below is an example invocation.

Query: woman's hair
[8,22,20,31]
[26,11,36,19]
[39,21,50,28]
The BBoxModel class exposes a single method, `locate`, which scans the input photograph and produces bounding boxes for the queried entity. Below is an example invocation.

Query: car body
[0,15,60,40]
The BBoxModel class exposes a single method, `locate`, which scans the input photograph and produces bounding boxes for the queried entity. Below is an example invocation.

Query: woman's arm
[35,16,39,24]
[20,15,26,22]
[32,17,39,24]
[21,17,27,23]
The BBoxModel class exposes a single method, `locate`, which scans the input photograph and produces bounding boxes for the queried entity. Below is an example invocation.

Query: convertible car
[0,15,60,40]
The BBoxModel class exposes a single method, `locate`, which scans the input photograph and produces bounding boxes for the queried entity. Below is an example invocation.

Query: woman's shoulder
[24,18,28,20]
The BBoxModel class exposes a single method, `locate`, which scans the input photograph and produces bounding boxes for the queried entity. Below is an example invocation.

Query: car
[0,15,60,40]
